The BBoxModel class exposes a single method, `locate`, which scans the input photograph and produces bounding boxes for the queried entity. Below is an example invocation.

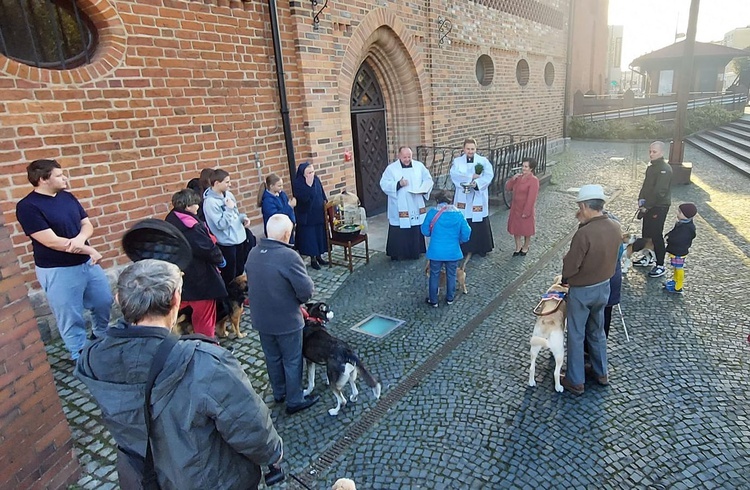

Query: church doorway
[350,61,388,216]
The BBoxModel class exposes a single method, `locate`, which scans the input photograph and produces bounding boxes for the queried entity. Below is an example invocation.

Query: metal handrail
[575,93,747,122]
[416,135,548,197]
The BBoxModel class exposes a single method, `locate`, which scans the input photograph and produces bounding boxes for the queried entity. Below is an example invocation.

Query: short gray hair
[117,259,182,324]
[267,214,293,241]
[580,199,605,211]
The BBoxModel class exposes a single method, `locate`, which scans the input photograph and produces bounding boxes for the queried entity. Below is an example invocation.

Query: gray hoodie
[76,322,283,490]
[202,188,248,246]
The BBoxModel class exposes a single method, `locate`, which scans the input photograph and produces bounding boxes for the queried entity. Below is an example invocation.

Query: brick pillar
[0,213,80,489]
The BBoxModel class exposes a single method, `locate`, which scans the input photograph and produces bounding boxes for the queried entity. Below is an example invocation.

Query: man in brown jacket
[560,185,622,395]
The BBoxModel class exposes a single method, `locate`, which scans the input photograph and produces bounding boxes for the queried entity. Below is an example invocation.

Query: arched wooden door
[351,61,388,216]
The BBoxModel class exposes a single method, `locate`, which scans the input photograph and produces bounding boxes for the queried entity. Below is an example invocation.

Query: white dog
[528,277,569,393]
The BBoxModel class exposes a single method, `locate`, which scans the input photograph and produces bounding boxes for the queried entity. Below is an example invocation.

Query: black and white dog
[301,302,382,416]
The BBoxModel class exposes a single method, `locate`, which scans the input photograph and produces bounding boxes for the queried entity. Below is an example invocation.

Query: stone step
[685,135,750,178]
[705,128,750,153]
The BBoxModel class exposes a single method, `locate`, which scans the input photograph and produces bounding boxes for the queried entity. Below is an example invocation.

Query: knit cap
[679,202,697,219]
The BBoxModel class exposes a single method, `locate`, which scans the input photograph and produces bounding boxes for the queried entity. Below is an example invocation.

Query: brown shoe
[585,365,609,386]
[560,375,584,396]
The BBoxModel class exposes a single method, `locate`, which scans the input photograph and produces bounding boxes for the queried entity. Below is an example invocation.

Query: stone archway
[338,9,431,214]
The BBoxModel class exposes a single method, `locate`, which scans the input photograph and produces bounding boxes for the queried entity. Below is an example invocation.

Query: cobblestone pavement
[47,141,750,489]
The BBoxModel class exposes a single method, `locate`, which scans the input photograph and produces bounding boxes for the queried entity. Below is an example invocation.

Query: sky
[608,0,750,70]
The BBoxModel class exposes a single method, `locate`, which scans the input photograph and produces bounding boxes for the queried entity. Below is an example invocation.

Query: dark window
[516,59,529,86]
[475,55,494,86]
[0,0,97,70]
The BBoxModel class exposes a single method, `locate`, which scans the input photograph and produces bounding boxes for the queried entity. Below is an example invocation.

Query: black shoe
[273,396,285,404]
[310,257,321,270]
[518,251,527,256]
[513,251,521,257]
[285,395,320,415]
[316,256,328,266]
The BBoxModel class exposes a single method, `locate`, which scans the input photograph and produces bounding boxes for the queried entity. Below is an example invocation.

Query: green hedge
[570,105,743,140]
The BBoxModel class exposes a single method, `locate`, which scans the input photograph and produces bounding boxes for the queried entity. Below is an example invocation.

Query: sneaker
[446,299,454,305]
[664,282,683,294]
[648,265,666,278]
[425,298,438,308]
[633,256,653,267]
[663,280,675,288]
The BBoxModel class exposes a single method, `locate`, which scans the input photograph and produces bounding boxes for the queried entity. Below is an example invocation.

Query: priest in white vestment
[380,146,434,260]
[450,137,494,256]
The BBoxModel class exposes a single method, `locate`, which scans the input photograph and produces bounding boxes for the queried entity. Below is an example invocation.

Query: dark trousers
[218,242,249,285]
[642,206,669,266]
[258,330,304,406]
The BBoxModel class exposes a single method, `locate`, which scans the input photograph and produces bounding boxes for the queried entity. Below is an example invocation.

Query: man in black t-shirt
[16,159,112,362]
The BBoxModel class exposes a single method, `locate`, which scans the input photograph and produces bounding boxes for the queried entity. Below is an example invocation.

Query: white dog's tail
[530,336,549,348]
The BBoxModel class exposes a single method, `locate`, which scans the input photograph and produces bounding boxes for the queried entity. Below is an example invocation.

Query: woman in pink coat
[505,157,540,256]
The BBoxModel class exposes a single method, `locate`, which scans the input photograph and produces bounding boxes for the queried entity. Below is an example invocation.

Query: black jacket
[639,157,672,209]
[166,209,227,301]
[665,219,696,256]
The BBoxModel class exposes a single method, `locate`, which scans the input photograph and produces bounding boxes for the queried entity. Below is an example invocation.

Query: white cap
[576,184,607,202]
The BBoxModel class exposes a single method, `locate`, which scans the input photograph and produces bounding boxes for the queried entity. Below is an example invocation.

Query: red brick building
[1,1,574,486]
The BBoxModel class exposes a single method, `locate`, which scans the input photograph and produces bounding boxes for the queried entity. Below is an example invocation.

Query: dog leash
[623,209,640,234]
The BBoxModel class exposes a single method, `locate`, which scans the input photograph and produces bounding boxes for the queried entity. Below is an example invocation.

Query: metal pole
[669,0,700,165]
[268,0,297,182]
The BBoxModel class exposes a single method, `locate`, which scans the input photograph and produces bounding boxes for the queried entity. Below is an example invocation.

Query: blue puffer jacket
[421,204,471,261]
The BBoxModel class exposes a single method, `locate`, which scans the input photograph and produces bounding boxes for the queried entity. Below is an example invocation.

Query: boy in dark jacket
[663,202,697,294]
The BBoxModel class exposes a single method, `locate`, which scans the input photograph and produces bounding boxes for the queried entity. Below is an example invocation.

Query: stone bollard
[670,162,693,185]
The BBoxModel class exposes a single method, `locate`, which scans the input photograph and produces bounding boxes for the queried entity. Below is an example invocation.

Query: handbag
[116,336,178,490]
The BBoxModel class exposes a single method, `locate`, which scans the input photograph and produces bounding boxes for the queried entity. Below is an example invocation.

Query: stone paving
[46,140,750,489]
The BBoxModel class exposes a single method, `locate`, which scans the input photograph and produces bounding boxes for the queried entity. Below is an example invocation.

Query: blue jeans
[258,330,304,406]
[429,259,459,304]
[36,262,113,360]
[566,280,610,386]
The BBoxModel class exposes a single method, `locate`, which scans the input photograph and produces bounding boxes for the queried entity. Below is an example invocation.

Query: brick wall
[0,212,80,489]
[1,0,308,287]
[1,0,570,289]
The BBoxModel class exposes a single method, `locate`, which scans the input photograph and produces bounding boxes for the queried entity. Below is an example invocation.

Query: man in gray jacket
[77,259,283,490]
[246,213,320,415]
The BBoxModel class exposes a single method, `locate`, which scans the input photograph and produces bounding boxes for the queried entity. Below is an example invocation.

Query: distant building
[722,26,750,90]
[607,25,624,93]
[568,0,609,100]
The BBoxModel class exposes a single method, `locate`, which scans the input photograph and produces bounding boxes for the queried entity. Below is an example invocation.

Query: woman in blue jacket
[421,190,471,307]
[257,173,296,243]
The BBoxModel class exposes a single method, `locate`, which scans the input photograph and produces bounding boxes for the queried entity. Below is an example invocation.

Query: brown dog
[424,260,468,295]
[175,274,248,338]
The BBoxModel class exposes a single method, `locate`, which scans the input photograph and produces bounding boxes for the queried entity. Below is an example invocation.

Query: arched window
[0,0,97,69]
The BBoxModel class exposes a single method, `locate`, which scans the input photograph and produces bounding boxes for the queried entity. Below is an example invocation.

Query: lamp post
[669,0,699,181]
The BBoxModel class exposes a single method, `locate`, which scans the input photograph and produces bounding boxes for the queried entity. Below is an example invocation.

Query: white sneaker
[633,256,654,267]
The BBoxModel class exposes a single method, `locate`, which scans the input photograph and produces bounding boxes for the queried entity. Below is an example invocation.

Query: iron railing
[416,134,548,198]
[574,93,748,123]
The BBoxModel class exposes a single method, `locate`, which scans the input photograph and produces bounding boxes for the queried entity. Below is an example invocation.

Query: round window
[516,59,530,86]
[0,0,98,69]
[544,62,555,86]
[475,55,495,87]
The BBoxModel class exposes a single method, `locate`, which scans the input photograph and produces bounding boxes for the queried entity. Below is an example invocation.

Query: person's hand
[399,178,408,188]
[638,199,646,207]
[521,214,528,219]
[225,198,235,209]
[243,217,251,228]
[289,197,297,207]
[88,249,102,265]
[512,173,522,180]
[67,235,87,254]
[639,206,648,214]
[472,173,481,180]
